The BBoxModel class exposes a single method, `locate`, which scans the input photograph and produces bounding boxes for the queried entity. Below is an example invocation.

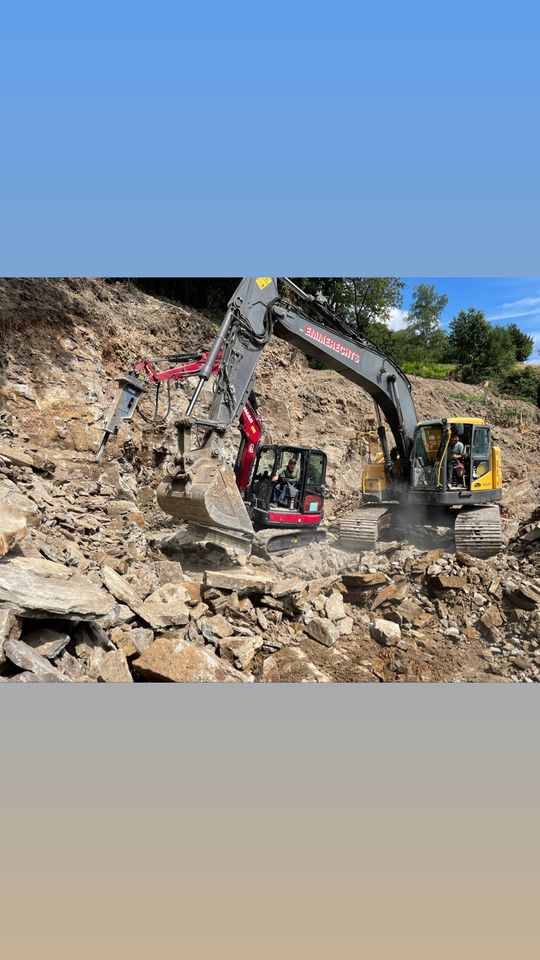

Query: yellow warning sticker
[256,277,272,289]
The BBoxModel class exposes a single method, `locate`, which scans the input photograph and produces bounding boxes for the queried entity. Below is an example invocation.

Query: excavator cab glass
[410,423,445,490]
[303,451,326,516]
[250,447,276,507]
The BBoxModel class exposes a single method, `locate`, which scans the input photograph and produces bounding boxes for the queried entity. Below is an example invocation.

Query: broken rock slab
[219,634,263,671]
[101,565,189,630]
[203,570,277,596]
[0,557,115,619]
[504,582,540,611]
[126,627,155,654]
[0,478,40,522]
[97,649,133,683]
[386,599,433,628]
[426,574,468,593]
[56,651,93,682]
[371,579,409,610]
[0,443,55,473]
[1,608,23,666]
[137,584,190,630]
[3,638,72,681]
[101,564,143,610]
[341,572,388,590]
[0,506,27,557]
[204,614,235,639]
[24,626,71,659]
[132,637,248,682]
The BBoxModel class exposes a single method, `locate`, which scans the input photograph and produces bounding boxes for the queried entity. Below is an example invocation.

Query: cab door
[302,451,327,517]
[470,425,492,490]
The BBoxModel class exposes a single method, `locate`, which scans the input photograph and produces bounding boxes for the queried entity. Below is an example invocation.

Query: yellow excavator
[99,277,503,557]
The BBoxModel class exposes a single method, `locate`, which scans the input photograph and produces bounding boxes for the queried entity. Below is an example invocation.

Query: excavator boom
[157,277,419,538]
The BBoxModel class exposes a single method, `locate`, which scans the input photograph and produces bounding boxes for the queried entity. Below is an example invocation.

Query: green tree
[295,277,405,335]
[486,325,517,376]
[506,322,534,362]
[497,366,540,405]
[448,309,525,382]
[448,308,495,382]
[404,283,448,361]
[364,320,396,356]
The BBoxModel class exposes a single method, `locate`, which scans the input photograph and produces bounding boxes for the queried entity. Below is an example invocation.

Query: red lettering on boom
[304,325,359,363]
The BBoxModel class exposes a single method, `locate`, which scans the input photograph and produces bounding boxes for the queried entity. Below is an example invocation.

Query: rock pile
[1,442,539,682]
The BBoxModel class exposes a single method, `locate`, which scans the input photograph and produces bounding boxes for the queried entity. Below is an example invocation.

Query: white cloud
[387,307,409,331]
[501,296,540,309]
[488,295,540,322]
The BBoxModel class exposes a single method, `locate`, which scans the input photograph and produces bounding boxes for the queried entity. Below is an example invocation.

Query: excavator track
[338,506,392,551]
[454,505,502,558]
[251,526,327,559]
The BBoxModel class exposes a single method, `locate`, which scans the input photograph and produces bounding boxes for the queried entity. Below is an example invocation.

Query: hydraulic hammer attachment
[156,420,254,538]
[95,373,147,461]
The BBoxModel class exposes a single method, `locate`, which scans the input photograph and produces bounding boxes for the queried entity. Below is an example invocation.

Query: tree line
[133,278,539,405]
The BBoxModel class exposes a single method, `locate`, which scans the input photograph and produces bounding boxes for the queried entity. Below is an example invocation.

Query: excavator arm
[156,277,419,539]
[95,348,263,486]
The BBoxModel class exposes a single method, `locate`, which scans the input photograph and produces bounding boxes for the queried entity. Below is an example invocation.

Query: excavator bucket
[156,457,254,539]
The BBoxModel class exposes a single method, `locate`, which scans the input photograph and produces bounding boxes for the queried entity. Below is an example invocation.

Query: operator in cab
[447,432,465,486]
[272,456,300,506]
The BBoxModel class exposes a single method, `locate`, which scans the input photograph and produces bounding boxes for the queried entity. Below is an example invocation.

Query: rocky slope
[1,278,539,682]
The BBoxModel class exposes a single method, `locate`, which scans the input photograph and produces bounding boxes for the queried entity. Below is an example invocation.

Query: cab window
[411,424,444,489]
[306,452,325,486]
[254,449,275,481]
[472,428,489,458]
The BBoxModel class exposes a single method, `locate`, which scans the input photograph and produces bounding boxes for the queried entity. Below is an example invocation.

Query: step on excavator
[97,277,503,558]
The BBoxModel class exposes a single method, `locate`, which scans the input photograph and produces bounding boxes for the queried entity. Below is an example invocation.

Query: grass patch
[402,361,456,379]
[448,390,482,402]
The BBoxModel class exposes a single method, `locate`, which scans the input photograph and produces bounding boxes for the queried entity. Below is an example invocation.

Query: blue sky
[1,1,539,275]
[391,278,540,361]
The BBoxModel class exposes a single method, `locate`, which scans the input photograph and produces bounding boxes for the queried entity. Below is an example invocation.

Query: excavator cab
[242,444,327,532]
[409,417,502,504]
